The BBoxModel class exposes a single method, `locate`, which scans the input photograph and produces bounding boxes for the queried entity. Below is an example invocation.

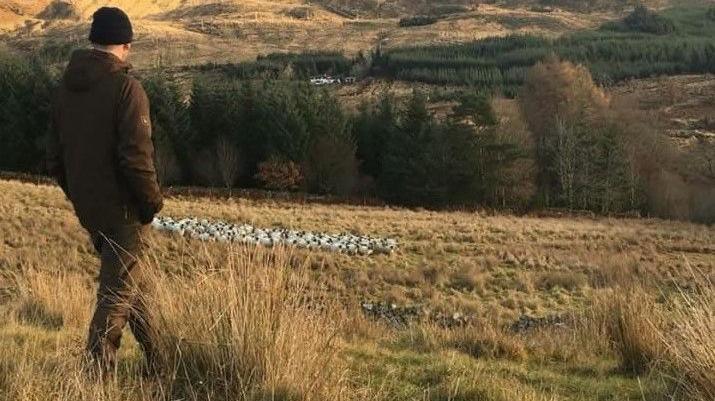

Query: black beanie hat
[89,7,133,45]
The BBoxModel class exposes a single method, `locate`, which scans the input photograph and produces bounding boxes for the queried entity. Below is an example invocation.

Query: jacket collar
[62,48,133,92]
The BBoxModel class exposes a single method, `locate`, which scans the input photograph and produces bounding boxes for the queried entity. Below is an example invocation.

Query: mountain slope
[1,1,614,69]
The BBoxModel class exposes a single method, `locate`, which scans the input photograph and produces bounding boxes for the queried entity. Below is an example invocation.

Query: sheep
[151,215,397,256]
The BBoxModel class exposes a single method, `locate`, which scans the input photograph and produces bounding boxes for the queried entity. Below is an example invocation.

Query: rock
[360,301,422,328]
[510,314,569,333]
[360,301,472,329]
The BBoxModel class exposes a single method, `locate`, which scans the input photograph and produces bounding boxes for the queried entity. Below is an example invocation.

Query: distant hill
[0,1,614,69]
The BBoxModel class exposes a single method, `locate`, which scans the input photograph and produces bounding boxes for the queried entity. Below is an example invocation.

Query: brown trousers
[87,223,157,374]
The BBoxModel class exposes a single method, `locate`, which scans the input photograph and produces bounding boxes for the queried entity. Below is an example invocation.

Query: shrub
[256,157,304,191]
[399,15,438,27]
[622,5,677,35]
[36,39,82,65]
[37,1,78,20]
[0,50,53,173]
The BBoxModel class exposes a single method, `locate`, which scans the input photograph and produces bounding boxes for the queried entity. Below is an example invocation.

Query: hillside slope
[1,0,613,68]
[1,178,713,400]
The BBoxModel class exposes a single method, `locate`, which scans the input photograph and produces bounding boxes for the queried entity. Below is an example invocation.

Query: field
[1,0,714,399]
[1,178,713,400]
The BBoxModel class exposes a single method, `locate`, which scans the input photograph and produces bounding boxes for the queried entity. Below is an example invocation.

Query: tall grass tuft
[597,288,665,375]
[659,268,714,401]
[146,245,347,401]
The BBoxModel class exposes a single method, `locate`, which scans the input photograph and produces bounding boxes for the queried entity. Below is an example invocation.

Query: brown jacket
[47,49,163,233]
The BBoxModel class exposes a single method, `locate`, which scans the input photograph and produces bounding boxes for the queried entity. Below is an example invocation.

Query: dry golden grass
[1,178,713,400]
[2,243,347,401]
[594,288,666,375]
[146,245,347,401]
[1,1,615,68]
[659,267,715,401]
[2,179,713,323]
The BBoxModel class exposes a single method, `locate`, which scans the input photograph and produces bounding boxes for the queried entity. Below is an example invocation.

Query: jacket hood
[62,48,132,92]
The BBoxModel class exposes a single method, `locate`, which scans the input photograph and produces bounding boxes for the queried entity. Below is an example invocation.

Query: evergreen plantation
[377,6,715,93]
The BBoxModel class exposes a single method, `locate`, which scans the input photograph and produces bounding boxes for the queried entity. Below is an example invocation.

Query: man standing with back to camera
[46,7,163,378]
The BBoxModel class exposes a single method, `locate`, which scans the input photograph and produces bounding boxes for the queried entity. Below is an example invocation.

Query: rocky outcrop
[510,314,569,333]
[360,301,472,329]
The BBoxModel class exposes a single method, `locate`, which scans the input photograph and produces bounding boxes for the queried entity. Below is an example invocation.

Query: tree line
[0,51,523,208]
[184,51,363,81]
[145,74,528,209]
[0,47,712,222]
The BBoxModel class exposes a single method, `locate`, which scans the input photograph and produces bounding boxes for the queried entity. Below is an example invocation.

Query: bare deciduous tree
[553,117,577,209]
[215,135,241,190]
[154,139,182,186]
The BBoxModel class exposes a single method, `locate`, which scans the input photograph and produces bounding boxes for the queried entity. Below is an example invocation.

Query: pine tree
[1,52,53,173]
[142,72,191,184]
[378,91,435,205]
[354,95,398,179]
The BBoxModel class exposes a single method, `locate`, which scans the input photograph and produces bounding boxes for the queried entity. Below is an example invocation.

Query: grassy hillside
[1,0,613,68]
[1,178,713,400]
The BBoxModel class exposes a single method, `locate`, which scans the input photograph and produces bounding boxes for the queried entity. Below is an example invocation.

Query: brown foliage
[492,98,538,208]
[520,56,609,144]
[255,157,304,191]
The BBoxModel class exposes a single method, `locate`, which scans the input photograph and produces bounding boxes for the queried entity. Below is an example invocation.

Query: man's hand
[138,199,162,225]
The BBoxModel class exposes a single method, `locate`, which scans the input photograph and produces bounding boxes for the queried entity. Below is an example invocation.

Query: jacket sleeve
[116,77,163,224]
[46,91,69,198]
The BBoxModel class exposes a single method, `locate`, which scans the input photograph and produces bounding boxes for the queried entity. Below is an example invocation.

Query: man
[46,7,163,377]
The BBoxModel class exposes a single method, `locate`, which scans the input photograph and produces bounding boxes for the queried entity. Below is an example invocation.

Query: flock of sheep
[151,216,397,255]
